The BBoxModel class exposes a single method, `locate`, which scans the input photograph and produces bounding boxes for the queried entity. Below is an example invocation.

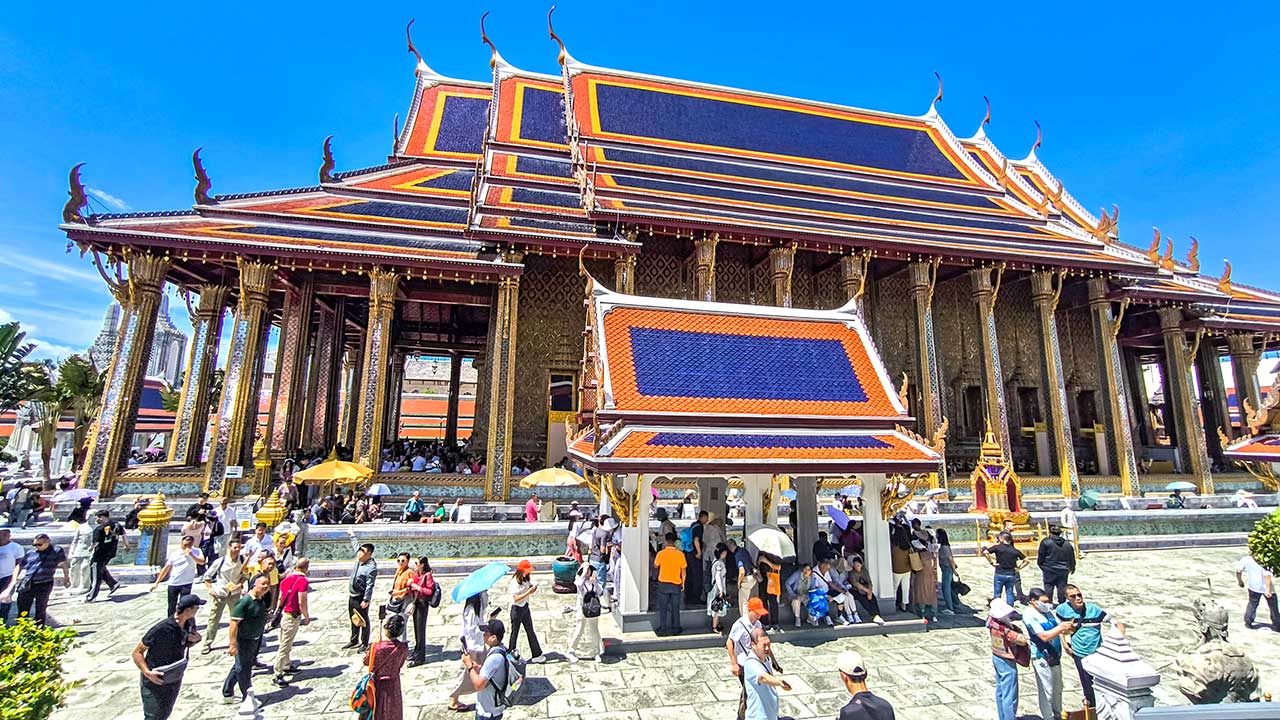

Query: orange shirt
[654,546,687,586]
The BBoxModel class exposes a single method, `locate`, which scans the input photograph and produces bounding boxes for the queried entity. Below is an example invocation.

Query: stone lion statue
[1171,597,1261,703]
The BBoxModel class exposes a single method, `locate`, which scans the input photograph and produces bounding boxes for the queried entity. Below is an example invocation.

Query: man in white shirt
[0,529,24,622]
[1059,502,1080,556]
[151,534,206,618]
[727,598,774,720]
[202,537,245,653]
[240,523,273,561]
[1236,553,1279,632]
[218,499,239,555]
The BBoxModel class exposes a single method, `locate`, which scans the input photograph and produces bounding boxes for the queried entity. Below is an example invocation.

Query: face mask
[1036,601,1053,614]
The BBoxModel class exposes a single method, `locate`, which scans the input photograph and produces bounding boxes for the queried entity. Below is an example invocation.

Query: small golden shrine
[970,423,1035,543]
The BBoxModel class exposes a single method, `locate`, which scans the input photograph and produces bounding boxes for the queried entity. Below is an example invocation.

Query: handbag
[428,578,443,608]
[710,594,727,614]
[908,552,924,573]
[350,643,377,718]
[953,579,971,597]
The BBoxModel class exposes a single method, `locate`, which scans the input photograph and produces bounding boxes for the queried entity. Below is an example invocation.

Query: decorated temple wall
[791,251,815,309]
[636,236,693,300]
[995,279,1046,435]
[716,242,752,304]
[935,277,977,437]
[812,260,842,310]
[869,272,913,405]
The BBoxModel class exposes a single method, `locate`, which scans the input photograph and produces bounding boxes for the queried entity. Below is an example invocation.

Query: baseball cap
[517,559,533,573]
[479,618,506,640]
[747,597,768,617]
[175,594,206,612]
[837,650,867,678]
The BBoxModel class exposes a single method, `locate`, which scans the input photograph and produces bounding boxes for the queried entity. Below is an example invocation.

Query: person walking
[345,543,378,652]
[462,619,509,720]
[0,529,23,623]
[1022,587,1069,720]
[936,529,959,616]
[201,537,245,654]
[729,538,758,616]
[986,598,1028,720]
[151,534,206,617]
[133,593,204,720]
[221,574,272,704]
[982,532,1026,607]
[756,553,783,633]
[1057,584,1121,711]
[653,531,686,635]
[567,563,605,662]
[387,553,414,643]
[271,557,312,687]
[909,521,938,622]
[1036,524,1075,605]
[589,516,613,591]
[707,543,730,634]
[85,509,128,602]
[448,590,490,713]
[507,559,546,663]
[727,599,774,720]
[1,533,69,625]
[742,629,790,720]
[1236,551,1279,631]
[365,615,410,720]
[835,650,895,719]
[407,556,436,667]
[64,506,94,595]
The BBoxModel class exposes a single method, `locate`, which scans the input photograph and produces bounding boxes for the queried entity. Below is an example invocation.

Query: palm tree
[56,355,104,470]
[0,322,38,413]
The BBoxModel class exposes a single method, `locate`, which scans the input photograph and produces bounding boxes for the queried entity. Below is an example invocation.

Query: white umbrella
[365,483,393,497]
[746,525,796,560]
[923,488,948,498]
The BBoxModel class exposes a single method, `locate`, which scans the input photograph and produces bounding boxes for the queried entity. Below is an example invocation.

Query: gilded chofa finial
[981,96,991,127]
[548,6,567,65]
[1031,121,1043,153]
[319,136,337,184]
[193,148,216,205]
[1218,260,1233,294]
[480,11,499,69]
[1187,236,1200,272]
[62,163,88,224]
[1146,227,1161,262]
[1161,237,1175,271]
[930,71,943,110]
[406,19,423,67]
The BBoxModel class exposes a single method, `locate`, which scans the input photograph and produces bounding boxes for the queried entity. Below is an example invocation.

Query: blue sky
[1,2,1278,361]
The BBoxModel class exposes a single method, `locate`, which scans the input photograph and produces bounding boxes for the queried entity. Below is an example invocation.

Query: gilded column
[484,272,521,501]
[445,352,463,445]
[303,299,343,450]
[970,267,1011,455]
[204,259,274,498]
[1227,332,1263,433]
[341,346,362,449]
[384,350,406,446]
[1030,272,1079,497]
[907,260,944,453]
[353,269,399,467]
[1086,279,1140,495]
[769,244,795,308]
[694,233,718,302]
[1158,308,1213,492]
[614,255,636,294]
[267,279,313,453]
[1194,340,1231,463]
[839,254,868,316]
[83,251,171,495]
[168,285,229,465]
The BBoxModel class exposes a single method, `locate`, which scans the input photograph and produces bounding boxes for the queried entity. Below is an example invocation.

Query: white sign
[224,466,244,480]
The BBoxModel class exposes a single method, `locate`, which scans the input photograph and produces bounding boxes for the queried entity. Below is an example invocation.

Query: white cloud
[86,186,132,212]
[28,338,78,361]
[0,308,11,323]
[0,250,102,285]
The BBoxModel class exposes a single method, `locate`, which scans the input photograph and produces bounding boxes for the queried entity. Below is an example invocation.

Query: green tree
[1248,509,1280,575]
[0,616,79,720]
[55,355,104,470]
[0,322,38,413]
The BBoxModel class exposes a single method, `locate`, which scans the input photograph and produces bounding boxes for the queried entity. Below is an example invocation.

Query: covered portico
[565,274,943,619]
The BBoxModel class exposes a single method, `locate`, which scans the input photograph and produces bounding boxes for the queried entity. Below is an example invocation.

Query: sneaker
[794,619,801,628]
[567,653,579,663]
[109,583,122,596]
[823,617,834,627]
[807,617,819,627]
[222,694,236,705]
[873,615,885,626]
[772,625,784,634]
[272,674,289,688]
[941,609,955,616]
[529,654,547,664]
[931,616,939,623]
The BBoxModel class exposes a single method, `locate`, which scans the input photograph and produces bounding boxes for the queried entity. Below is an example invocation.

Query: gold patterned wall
[813,261,842,310]
[636,236,692,299]
[716,243,752,304]
[870,272,913,399]
[934,277,975,430]
[791,251,815,309]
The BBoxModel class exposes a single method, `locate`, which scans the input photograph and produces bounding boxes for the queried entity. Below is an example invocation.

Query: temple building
[59,15,1280,500]
[89,297,187,387]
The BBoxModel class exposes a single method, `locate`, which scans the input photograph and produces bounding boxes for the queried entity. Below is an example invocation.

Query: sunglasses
[1067,593,1083,600]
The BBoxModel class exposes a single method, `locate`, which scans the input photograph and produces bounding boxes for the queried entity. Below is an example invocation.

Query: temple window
[963,385,983,438]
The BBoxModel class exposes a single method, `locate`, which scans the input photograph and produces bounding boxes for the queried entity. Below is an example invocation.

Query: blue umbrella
[827,505,851,531]
[451,561,511,603]
[781,489,798,500]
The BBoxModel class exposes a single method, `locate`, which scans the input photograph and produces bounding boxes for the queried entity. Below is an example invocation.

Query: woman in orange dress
[365,615,409,720]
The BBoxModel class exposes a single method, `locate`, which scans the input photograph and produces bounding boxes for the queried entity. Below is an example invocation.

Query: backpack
[582,589,602,619]
[678,526,694,553]
[427,576,442,608]
[350,644,377,719]
[488,646,526,708]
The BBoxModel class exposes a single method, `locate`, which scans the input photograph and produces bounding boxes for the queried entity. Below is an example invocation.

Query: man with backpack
[462,619,521,720]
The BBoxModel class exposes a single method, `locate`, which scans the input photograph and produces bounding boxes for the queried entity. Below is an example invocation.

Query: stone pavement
[46,546,1280,720]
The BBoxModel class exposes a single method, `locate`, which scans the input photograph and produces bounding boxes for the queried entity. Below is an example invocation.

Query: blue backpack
[678,527,694,553]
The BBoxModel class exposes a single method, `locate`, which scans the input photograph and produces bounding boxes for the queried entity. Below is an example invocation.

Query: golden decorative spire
[1146,227,1161,263]
[193,148,216,205]
[319,136,337,184]
[1187,236,1200,272]
[1218,260,1233,294]
[548,6,568,66]
[480,11,500,68]
[981,96,991,127]
[1161,237,1175,271]
[406,19,423,67]
[62,163,88,224]
[931,71,943,109]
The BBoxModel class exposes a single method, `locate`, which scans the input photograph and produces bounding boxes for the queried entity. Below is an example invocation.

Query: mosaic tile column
[1030,272,1079,497]
[267,279,313,453]
[970,267,1011,457]
[484,274,520,501]
[445,352,463,445]
[613,255,636,294]
[304,299,344,450]
[1158,307,1213,492]
[83,251,170,495]
[694,233,718,302]
[354,269,399,467]
[907,261,944,461]
[1194,339,1231,464]
[839,254,867,316]
[168,285,229,466]
[769,244,795,308]
[1086,279,1140,495]
[1227,332,1263,435]
[204,259,274,498]
[384,350,406,446]
[341,346,362,449]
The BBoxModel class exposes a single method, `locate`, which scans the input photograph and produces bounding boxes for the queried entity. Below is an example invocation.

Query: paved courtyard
[47,545,1280,720]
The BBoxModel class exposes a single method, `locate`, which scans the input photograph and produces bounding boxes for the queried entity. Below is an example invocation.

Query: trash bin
[552,556,580,593]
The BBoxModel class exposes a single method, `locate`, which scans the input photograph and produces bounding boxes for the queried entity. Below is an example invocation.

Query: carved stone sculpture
[1171,598,1261,704]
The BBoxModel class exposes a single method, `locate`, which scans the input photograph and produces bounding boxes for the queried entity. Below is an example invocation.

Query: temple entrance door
[545,372,577,468]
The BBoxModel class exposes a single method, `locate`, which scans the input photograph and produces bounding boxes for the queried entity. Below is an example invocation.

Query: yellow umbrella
[291,458,374,486]
[518,467,586,488]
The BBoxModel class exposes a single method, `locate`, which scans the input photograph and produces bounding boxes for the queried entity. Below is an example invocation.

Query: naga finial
[319,136,337,184]
[480,11,499,68]
[1187,236,1200,272]
[406,19,423,67]
[1161,237,1175,271]
[1218,260,1233,294]
[981,95,991,128]
[896,372,909,409]
[62,163,88,224]
[930,71,943,109]
[1032,121,1043,153]
[1147,227,1161,262]
[548,6,567,65]
[392,113,400,154]
[193,148,216,205]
